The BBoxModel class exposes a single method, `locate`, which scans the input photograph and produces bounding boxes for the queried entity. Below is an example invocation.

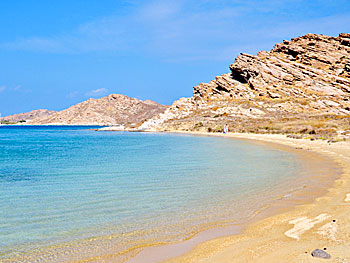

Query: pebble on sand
[311,249,331,259]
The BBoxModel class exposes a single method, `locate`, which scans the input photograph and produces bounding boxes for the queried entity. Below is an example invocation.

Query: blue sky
[1,0,349,116]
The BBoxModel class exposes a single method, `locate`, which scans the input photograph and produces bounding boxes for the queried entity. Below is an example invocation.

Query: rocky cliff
[140,33,350,137]
[29,94,168,126]
[1,109,56,123]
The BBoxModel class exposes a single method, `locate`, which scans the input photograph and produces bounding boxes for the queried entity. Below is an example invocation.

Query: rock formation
[29,94,168,126]
[140,33,350,137]
[1,109,56,123]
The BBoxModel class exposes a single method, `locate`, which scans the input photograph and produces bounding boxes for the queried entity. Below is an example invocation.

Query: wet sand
[158,132,350,263]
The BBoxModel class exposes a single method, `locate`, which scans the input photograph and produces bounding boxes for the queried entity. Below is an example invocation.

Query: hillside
[1,109,56,123]
[140,33,350,137]
[29,94,168,126]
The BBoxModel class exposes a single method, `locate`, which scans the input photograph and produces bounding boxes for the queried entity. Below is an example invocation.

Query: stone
[311,249,331,259]
[140,33,350,136]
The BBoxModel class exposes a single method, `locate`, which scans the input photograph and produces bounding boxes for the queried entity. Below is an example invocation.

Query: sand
[4,131,349,263]
[156,132,350,263]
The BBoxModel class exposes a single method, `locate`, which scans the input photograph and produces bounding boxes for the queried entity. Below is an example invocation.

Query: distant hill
[1,109,56,123]
[140,33,350,137]
[29,94,168,126]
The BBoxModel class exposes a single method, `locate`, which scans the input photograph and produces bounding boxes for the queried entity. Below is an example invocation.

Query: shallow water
[0,126,317,262]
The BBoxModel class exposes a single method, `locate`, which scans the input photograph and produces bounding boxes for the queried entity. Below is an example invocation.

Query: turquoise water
[0,126,305,262]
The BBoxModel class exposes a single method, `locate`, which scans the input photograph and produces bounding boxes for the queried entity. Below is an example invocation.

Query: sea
[0,126,336,262]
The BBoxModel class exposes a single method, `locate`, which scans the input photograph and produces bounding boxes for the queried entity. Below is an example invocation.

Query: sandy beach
[2,129,349,263]
[149,132,350,263]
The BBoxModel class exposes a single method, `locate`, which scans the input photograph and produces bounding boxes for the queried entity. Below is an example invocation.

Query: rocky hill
[1,109,56,123]
[140,33,350,137]
[29,94,168,126]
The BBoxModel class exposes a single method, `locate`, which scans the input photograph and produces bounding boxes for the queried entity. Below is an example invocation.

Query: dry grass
[164,112,350,140]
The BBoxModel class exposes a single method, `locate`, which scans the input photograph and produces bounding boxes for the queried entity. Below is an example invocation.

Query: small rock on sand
[311,249,331,259]
[345,193,350,202]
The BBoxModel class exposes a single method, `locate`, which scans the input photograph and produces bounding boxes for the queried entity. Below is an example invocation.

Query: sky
[1,0,350,116]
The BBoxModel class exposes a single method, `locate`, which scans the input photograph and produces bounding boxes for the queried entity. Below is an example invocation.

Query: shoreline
[2,130,348,262]
[127,131,350,263]
[152,131,350,262]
